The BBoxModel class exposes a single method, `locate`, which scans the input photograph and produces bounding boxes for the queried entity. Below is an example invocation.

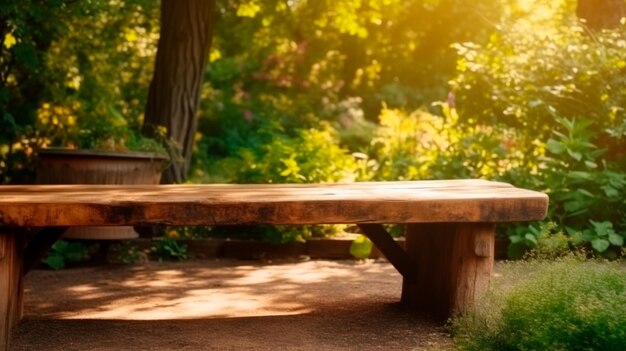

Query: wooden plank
[401,223,495,320]
[0,231,24,351]
[357,224,416,282]
[23,227,67,274]
[0,181,548,227]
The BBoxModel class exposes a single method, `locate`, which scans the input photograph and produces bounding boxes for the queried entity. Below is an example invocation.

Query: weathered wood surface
[402,223,495,319]
[0,231,23,350]
[0,180,547,227]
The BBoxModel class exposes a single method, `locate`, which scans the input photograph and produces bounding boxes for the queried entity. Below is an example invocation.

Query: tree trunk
[143,0,216,183]
[577,0,626,30]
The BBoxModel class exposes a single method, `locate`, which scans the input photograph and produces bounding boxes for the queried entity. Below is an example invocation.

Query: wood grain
[402,223,495,319]
[0,231,23,351]
[451,224,495,316]
[0,180,548,227]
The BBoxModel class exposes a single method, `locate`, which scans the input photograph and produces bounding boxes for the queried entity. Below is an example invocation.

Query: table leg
[0,230,24,351]
[402,223,495,320]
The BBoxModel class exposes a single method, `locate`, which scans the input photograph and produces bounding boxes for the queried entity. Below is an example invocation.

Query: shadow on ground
[11,259,453,351]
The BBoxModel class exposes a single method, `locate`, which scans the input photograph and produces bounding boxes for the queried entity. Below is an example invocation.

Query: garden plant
[452,253,626,351]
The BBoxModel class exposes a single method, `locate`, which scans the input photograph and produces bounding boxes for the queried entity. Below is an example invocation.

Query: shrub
[449,0,626,254]
[367,105,509,181]
[507,222,572,259]
[194,122,360,184]
[453,256,626,351]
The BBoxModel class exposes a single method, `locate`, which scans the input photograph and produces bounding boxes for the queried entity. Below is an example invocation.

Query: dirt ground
[11,259,453,351]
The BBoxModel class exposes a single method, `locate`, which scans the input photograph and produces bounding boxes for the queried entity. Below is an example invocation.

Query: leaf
[602,185,619,198]
[43,253,65,270]
[591,238,610,253]
[581,229,595,242]
[568,171,592,181]
[51,240,69,252]
[591,220,614,237]
[608,233,624,247]
[564,201,587,214]
[349,235,373,259]
[507,242,527,260]
[524,233,538,247]
[546,139,565,154]
[106,105,127,127]
[584,160,597,168]
[566,149,582,161]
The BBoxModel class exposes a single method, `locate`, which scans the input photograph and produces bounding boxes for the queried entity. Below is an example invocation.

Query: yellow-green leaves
[3,32,17,49]
[237,1,261,18]
[124,29,138,42]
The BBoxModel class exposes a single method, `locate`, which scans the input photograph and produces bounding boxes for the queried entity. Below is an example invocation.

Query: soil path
[11,259,453,350]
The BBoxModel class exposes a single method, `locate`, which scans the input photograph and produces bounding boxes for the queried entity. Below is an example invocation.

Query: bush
[453,256,626,351]
[194,122,360,184]
[449,0,626,255]
[367,105,509,181]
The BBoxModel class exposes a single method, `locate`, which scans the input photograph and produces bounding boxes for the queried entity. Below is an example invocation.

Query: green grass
[452,255,626,351]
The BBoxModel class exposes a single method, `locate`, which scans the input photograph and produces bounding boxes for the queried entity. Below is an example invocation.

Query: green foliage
[111,240,149,264]
[536,118,625,224]
[507,224,542,260]
[152,237,188,261]
[43,240,88,270]
[1,0,160,183]
[572,220,626,259]
[195,121,360,184]
[245,124,360,183]
[196,0,501,169]
[447,0,626,255]
[453,256,626,351]
[504,108,626,257]
[508,222,573,260]
[368,105,509,181]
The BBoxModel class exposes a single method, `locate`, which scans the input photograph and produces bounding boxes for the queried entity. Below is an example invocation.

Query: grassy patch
[452,256,626,351]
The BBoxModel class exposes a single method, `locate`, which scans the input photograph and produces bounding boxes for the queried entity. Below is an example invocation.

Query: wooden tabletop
[0,180,548,227]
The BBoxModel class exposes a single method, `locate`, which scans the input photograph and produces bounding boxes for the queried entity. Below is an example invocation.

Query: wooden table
[0,180,548,350]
